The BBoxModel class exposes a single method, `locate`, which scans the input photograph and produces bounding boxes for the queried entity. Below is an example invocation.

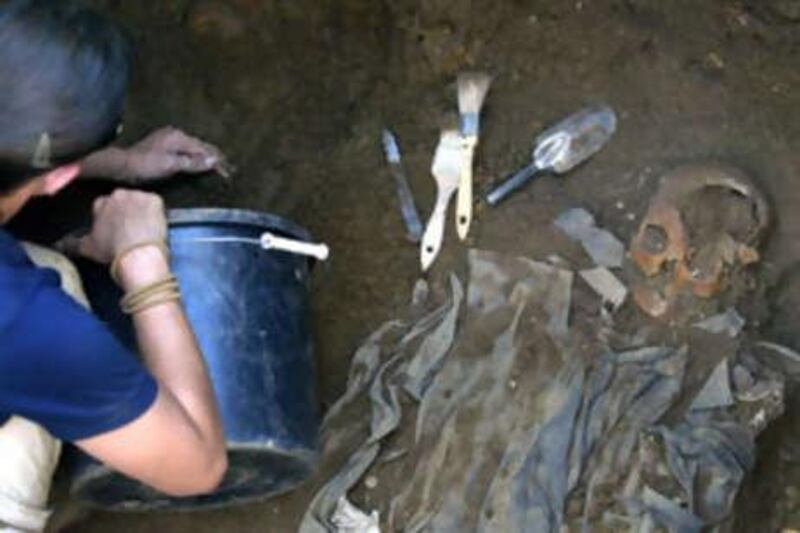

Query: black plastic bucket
[70,208,319,510]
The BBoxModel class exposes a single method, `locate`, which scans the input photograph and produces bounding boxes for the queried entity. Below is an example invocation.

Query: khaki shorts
[0,244,89,532]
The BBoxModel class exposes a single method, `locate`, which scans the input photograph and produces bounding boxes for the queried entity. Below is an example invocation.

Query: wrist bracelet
[120,274,181,314]
[120,276,178,308]
[110,240,170,284]
[123,290,181,315]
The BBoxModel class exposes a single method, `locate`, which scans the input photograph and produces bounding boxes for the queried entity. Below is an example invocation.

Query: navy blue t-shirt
[0,229,157,441]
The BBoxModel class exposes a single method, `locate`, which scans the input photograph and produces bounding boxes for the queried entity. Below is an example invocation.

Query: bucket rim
[167,208,312,242]
[71,445,317,511]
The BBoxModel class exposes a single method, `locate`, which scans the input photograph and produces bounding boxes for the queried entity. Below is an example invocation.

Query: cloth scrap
[579,267,628,310]
[300,275,465,533]
[402,278,464,401]
[694,308,746,338]
[654,414,755,524]
[332,497,380,533]
[554,207,626,268]
[690,359,734,411]
[482,345,687,532]
[638,486,704,533]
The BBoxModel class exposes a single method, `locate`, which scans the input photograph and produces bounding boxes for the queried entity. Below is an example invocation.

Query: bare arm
[80,127,231,182]
[73,191,226,496]
[79,146,128,179]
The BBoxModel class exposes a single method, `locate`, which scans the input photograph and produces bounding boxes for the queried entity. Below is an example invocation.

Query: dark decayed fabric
[301,249,787,533]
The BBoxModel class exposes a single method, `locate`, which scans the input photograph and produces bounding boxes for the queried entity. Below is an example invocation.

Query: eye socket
[641,224,669,254]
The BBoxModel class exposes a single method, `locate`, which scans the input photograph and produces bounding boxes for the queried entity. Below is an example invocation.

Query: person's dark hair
[0,0,131,193]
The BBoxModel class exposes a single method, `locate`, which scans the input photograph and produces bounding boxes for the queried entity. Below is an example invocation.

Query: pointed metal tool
[381,129,424,242]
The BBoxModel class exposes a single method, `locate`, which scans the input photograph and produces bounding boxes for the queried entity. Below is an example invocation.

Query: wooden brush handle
[420,188,452,271]
[456,142,475,241]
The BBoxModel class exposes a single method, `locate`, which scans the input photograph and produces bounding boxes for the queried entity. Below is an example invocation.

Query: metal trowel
[485,104,617,206]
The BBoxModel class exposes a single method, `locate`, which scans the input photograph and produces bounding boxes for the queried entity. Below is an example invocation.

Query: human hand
[110,127,233,183]
[68,190,168,265]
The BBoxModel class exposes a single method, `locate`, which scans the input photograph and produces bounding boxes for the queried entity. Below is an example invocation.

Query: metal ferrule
[460,113,480,138]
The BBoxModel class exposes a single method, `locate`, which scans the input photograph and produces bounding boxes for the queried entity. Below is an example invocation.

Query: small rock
[706,52,725,70]
[736,13,750,27]
[365,476,378,490]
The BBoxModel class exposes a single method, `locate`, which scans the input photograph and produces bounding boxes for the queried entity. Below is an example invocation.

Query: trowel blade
[533,104,617,174]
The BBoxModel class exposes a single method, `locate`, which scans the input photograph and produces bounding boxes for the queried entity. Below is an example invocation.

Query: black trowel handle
[485,162,542,206]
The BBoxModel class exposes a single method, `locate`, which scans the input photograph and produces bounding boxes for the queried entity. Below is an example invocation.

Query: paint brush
[456,72,493,240]
[420,130,463,271]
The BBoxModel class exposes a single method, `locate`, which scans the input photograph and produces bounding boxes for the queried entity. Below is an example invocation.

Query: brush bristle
[457,72,493,114]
